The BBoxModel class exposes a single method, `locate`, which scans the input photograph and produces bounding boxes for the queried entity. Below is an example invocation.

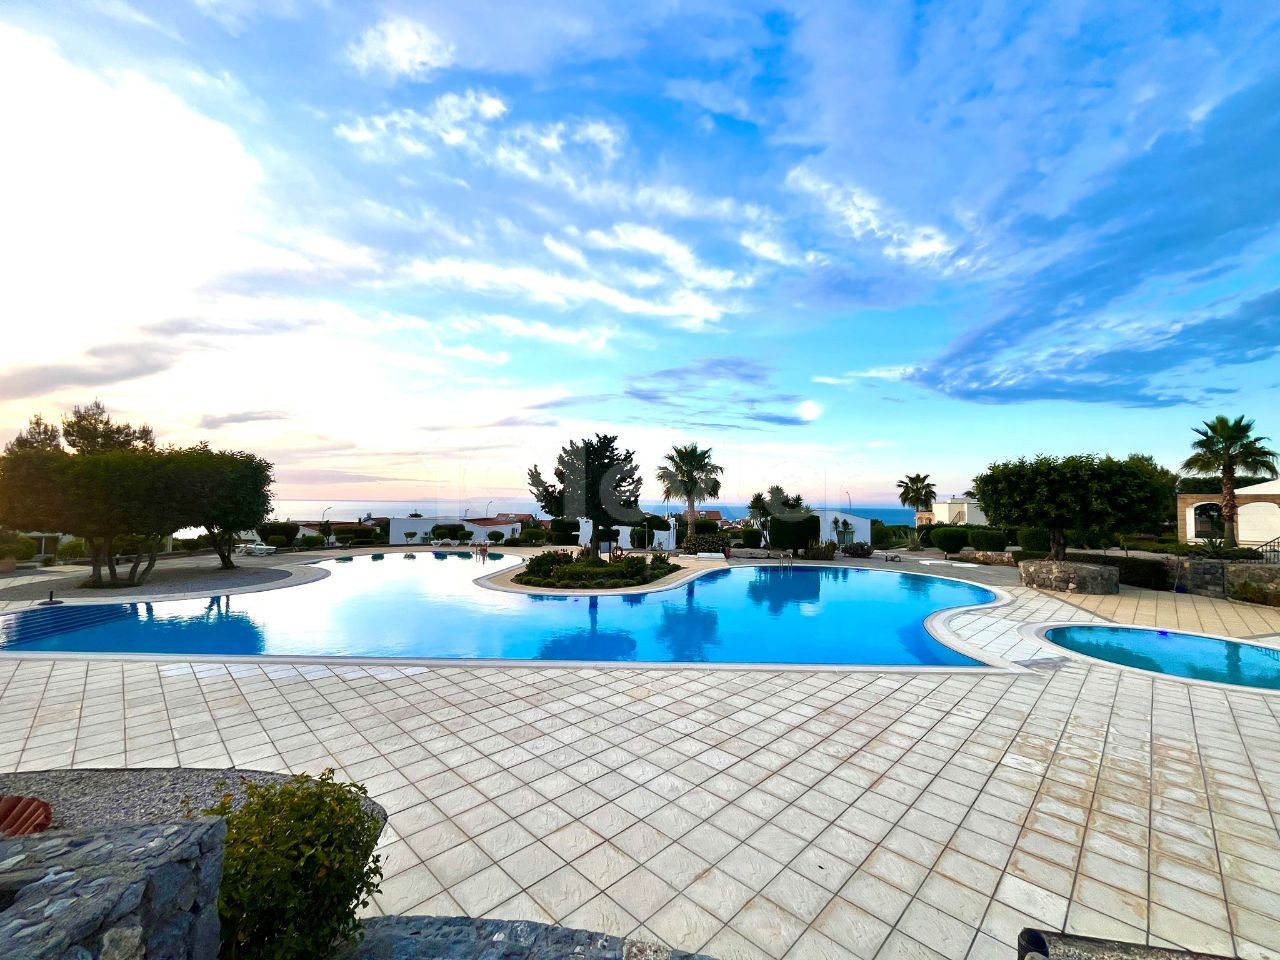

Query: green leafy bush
[740,528,763,548]
[298,534,325,549]
[205,770,383,960]
[514,551,679,588]
[548,518,580,534]
[256,522,300,547]
[519,527,548,545]
[457,530,473,543]
[265,535,287,548]
[681,533,729,554]
[56,539,87,560]
[1017,527,1052,552]
[550,532,579,546]
[805,540,836,560]
[525,550,575,577]
[913,523,936,547]
[769,515,821,551]
[968,528,1008,551]
[430,523,466,540]
[0,534,38,562]
[693,518,719,534]
[931,527,970,554]
[503,537,521,546]
[335,533,354,546]
[487,531,504,543]
[630,526,654,548]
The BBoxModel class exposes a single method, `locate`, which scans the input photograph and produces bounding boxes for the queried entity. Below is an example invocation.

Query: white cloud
[586,223,742,290]
[739,230,799,266]
[795,400,824,422]
[346,17,455,80]
[394,257,728,330]
[811,366,916,386]
[89,0,181,39]
[788,165,956,264]
[543,235,588,270]
[335,89,506,155]
[456,314,615,352]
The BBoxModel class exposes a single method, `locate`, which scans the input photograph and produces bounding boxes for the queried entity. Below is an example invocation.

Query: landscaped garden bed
[512,549,681,589]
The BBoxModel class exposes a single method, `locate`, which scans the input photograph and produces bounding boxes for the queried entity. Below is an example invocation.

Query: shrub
[298,534,325,549]
[968,528,1008,552]
[693,518,719,534]
[596,527,621,543]
[914,523,936,548]
[841,541,873,558]
[681,533,729,554]
[519,527,548,545]
[457,530,473,543]
[256,522,300,547]
[548,518,580,534]
[56,539,87,560]
[401,531,419,544]
[503,537,521,546]
[430,523,466,540]
[931,527,970,555]
[205,770,383,960]
[525,550,575,578]
[805,541,837,560]
[335,533,354,546]
[1231,582,1280,607]
[740,528,763,548]
[265,535,287,548]
[487,531,503,543]
[770,515,821,551]
[630,527,654,548]
[0,535,38,562]
[551,532,579,546]
[1017,527,1052,552]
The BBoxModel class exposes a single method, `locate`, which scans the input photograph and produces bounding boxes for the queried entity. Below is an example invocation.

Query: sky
[2,1,1279,509]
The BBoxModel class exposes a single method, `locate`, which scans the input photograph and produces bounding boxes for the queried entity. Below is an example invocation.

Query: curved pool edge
[1019,621,1280,691]
[0,556,1021,672]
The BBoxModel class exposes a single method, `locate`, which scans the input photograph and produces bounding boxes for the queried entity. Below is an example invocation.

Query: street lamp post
[485,499,494,518]
[321,506,334,545]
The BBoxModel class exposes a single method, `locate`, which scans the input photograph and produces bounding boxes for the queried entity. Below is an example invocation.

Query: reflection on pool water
[0,555,995,666]
[1046,625,1280,690]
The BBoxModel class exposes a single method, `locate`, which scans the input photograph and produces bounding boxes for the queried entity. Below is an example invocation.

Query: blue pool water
[0,555,993,666]
[1046,625,1280,690]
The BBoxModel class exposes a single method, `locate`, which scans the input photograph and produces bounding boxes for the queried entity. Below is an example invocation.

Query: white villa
[811,509,872,545]
[922,496,987,527]
[1178,478,1280,545]
[388,516,522,544]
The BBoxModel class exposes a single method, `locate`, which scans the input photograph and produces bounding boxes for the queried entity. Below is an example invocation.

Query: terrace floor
[1,564,1279,960]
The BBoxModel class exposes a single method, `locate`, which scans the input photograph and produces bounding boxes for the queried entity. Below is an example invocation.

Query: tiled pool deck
[2,566,1279,959]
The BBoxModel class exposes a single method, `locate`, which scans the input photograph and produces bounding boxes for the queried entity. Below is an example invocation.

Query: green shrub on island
[967,528,1008,551]
[680,533,730,554]
[514,550,679,589]
[931,527,970,555]
[204,769,383,960]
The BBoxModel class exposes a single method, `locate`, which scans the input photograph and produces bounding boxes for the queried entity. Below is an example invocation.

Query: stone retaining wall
[0,818,224,959]
[970,551,1016,566]
[1165,559,1280,605]
[1019,560,1119,595]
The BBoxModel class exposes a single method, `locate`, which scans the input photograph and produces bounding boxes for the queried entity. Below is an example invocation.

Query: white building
[929,497,987,526]
[810,510,873,545]
[387,516,521,545]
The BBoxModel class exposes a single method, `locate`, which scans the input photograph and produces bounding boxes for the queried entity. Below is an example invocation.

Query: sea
[269,498,916,527]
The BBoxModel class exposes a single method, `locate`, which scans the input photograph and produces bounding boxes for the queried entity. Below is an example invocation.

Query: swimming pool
[1045,624,1280,690]
[0,555,995,666]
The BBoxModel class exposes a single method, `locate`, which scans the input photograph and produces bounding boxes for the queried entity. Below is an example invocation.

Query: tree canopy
[972,455,1167,560]
[528,434,642,550]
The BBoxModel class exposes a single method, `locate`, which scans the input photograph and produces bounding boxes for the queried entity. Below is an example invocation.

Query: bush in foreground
[514,551,679,588]
[681,533,729,554]
[205,770,383,960]
[931,527,969,555]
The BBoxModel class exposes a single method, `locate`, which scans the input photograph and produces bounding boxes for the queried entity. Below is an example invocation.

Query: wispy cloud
[345,17,455,80]
[199,410,287,429]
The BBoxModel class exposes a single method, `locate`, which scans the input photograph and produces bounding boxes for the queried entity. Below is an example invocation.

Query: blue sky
[2,1,1278,505]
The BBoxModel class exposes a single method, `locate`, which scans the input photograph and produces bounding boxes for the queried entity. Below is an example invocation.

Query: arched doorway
[1193,503,1223,539]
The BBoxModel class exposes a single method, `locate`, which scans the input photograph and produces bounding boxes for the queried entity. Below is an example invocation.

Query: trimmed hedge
[56,539,88,560]
[693,518,719,534]
[550,532,579,546]
[931,527,970,554]
[968,528,1008,551]
[681,533,729,554]
[841,541,874,558]
[298,534,325,549]
[256,522,300,547]
[265,535,287,548]
[1017,527,1052,552]
[740,528,763,548]
[519,527,548,545]
[548,518,580,534]
[487,531,503,543]
[430,523,466,540]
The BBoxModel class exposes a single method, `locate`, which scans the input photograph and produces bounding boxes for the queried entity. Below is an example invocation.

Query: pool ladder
[775,553,794,568]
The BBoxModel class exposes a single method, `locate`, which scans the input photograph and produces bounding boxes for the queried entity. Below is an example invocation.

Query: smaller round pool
[1046,625,1280,690]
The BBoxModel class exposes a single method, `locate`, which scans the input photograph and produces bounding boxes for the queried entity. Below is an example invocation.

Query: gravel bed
[0,564,296,602]
[0,767,386,831]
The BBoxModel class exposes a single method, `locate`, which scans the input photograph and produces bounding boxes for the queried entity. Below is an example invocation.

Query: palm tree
[1182,416,1278,547]
[656,443,724,532]
[896,473,936,512]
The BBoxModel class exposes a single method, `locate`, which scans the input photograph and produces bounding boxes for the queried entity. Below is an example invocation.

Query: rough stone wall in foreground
[0,817,224,960]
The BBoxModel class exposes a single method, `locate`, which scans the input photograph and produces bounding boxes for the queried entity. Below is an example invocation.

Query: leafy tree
[746,485,809,546]
[528,434,642,551]
[1181,415,1279,547]
[972,455,1167,560]
[1113,454,1178,529]
[5,414,62,453]
[60,400,155,454]
[174,445,274,569]
[655,443,723,532]
[896,473,936,512]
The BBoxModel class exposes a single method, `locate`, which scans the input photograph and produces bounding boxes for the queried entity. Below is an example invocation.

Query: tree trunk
[686,499,698,534]
[136,546,160,585]
[1221,464,1238,548]
[1050,528,1066,561]
[208,526,236,569]
[88,537,104,587]
[104,537,119,584]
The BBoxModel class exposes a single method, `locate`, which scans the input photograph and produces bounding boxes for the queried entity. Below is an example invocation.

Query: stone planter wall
[0,818,224,960]
[1164,559,1280,605]
[970,551,1016,566]
[1165,558,1227,598]
[1019,560,1119,595]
